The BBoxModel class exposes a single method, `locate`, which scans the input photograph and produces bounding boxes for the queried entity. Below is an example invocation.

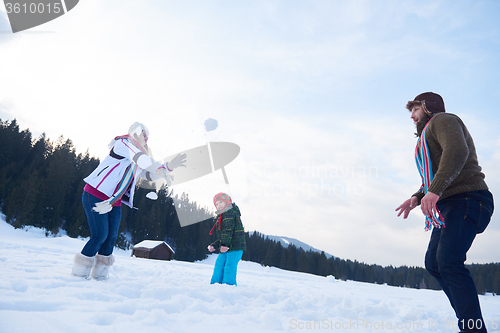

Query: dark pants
[425,190,493,333]
[81,191,122,257]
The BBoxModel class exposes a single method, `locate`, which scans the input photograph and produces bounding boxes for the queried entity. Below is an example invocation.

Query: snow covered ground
[1,216,500,333]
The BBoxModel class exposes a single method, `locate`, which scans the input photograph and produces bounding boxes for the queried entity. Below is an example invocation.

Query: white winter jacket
[84,138,164,208]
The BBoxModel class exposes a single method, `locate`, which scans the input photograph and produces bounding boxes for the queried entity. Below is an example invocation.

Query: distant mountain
[251,232,335,259]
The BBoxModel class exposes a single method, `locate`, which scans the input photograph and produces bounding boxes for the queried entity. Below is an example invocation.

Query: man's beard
[415,114,432,136]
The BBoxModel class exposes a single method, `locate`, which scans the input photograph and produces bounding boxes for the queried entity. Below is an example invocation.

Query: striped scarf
[108,134,148,206]
[93,136,143,214]
[108,163,138,206]
[415,122,445,231]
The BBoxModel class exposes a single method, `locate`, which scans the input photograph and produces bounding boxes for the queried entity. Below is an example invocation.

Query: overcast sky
[1,0,499,267]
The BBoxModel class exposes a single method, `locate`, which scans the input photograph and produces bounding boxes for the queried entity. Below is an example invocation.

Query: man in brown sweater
[396,92,494,333]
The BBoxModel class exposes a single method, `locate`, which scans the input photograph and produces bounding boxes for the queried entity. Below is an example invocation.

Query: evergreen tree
[4,170,43,228]
[285,245,298,271]
[297,250,311,273]
[493,271,500,295]
[261,241,282,267]
[42,136,78,234]
[316,251,330,276]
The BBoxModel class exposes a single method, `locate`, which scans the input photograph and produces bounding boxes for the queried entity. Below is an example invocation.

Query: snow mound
[1,216,499,333]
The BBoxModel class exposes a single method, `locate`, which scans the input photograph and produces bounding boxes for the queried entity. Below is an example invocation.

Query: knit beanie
[406,92,446,115]
[128,122,149,137]
[210,192,233,235]
[213,192,232,207]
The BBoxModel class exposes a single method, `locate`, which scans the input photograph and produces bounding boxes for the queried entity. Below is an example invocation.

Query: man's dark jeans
[425,190,494,333]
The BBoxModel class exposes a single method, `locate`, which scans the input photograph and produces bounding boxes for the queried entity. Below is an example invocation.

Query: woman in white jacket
[71,122,185,279]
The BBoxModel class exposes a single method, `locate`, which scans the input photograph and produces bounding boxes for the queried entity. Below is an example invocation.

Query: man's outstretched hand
[395,196,418,219]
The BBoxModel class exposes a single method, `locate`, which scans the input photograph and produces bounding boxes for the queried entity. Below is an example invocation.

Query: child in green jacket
[207,192,246,285]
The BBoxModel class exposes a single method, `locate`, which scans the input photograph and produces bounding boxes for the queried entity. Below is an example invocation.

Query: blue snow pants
[210,250,243,286]
[81,191,122,257]
[425,190,493,333]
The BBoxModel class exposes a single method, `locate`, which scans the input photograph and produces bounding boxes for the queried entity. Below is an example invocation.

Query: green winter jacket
[210,204,246,252]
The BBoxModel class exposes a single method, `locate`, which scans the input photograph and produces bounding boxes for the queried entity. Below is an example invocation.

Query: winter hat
[108,122,150,151]
[128,122,149,139]
[127,122,150,153]
[213,192,232,207]
[210,192,233,235]
[406,92,446,115]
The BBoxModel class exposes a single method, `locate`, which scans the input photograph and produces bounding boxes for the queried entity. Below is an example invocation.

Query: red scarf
[209,204,232,235]
[209,215,222,235]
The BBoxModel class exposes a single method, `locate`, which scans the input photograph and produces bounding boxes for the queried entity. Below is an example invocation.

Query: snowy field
[1,216,500,333]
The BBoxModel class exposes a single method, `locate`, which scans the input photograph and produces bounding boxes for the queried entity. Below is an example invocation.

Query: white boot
[90,254,115,280]
[71,253,95,278]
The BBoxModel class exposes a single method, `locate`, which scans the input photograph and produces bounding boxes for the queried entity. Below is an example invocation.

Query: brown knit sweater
[413,113,488,203]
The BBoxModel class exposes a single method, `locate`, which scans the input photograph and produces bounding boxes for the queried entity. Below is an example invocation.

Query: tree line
[245,232,500,294]
[1,118,499,295]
